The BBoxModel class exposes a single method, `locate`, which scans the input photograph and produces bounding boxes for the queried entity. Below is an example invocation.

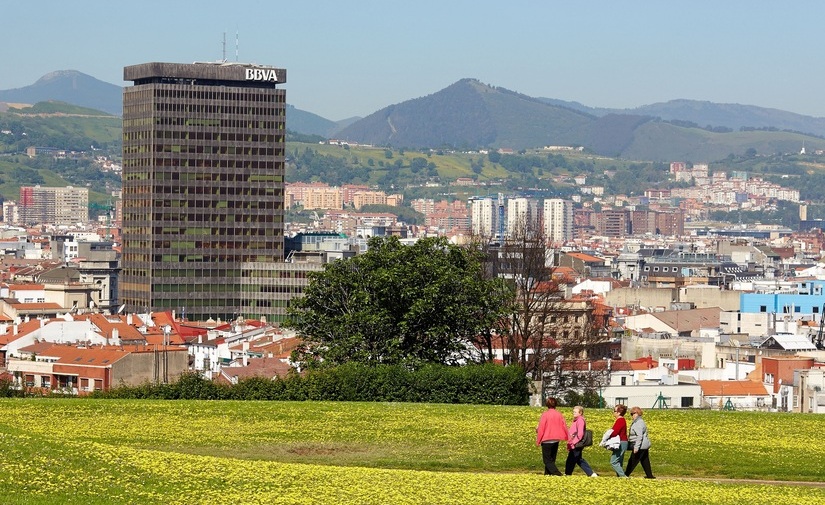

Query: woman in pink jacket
[535,397,568,475]
[565,405,597,477]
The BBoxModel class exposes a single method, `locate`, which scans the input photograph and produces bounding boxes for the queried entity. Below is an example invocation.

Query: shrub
[95,363,529,405]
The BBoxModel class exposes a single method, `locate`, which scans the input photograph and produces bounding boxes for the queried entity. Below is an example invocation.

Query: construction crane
[497,192,505,241]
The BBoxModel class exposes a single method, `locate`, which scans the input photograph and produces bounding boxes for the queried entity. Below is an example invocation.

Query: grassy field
[1,399,824,504]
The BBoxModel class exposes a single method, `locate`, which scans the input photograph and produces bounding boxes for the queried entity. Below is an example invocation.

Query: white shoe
[590,473,598,478]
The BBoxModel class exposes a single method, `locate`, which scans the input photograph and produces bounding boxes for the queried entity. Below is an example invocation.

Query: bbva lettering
[245,68,279,81]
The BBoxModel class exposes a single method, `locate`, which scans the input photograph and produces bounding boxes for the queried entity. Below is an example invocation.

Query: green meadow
[1,399,823,504]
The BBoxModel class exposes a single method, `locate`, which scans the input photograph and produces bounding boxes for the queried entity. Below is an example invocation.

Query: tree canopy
[286,236,511,368]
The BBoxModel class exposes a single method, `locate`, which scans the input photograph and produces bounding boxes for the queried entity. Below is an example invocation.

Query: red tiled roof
[565,252,605,264]
[8,302,63,310]
[31,344,130,366]
[561,359,634,372]
[0,319,44,345]
[698,380,769,397]
[7,284,45,290]
[86,314,146,341]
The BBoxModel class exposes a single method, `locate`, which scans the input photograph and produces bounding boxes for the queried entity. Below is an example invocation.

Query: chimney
[242,341,249,367]
[127,313,132,325]
[198,334,203,344]
[112,328,119,341]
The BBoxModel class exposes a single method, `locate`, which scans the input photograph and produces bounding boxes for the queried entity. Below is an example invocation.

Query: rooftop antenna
[222,32,227,62]
[235,28,239,62]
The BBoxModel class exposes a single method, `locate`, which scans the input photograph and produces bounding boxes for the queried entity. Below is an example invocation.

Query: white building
[506,197,539,238]
[469,196,500,239]
[543,198,573,243]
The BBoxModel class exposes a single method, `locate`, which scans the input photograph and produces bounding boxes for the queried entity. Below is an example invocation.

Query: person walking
[565,405,597,477]
[625,406,655,479]
[535,397,568,476]
[606,404,629,477]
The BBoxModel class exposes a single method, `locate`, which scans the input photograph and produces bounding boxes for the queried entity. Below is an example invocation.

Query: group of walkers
[535,397,655,479]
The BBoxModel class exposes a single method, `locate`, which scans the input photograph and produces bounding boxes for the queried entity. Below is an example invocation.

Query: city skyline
[2,1,825,121]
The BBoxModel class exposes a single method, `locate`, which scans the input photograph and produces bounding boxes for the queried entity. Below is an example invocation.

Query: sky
[2,1,824,121]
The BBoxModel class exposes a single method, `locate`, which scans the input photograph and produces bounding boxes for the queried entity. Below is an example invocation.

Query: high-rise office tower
[121,62,286,321]
[543,198,573,243]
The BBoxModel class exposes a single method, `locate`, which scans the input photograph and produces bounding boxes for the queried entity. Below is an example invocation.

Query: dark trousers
[565,447,595,476]
[625,448,654,478]
[541,441,562,475]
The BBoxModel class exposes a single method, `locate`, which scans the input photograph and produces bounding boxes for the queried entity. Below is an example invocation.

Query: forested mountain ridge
[5,71,825,160]
[336,79,594,150]
[540,97,825,138]
[334,79,825,160]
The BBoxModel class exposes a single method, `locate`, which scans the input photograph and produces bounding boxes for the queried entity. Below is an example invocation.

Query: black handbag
[575,429,593,448]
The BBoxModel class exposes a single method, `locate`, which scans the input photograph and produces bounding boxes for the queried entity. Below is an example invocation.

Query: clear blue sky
[2,1,823,121]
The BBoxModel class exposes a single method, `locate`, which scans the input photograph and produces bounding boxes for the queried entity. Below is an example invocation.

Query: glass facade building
[121,62,287,321]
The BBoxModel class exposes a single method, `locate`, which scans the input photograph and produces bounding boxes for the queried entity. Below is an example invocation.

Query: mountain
[0,71,353,132]
[336,79,594,150]
[5,70,825,161]
[628,100,825,137]
[540,97,825,138]
[0,71,123,116]
[332,80,825,160]
[286,105,360,138]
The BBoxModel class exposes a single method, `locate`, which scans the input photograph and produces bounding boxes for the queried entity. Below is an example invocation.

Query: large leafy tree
[287,236,510,368]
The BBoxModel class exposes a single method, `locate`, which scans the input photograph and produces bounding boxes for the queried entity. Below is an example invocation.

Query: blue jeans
[565,447,595,476]
[610,441,628,477]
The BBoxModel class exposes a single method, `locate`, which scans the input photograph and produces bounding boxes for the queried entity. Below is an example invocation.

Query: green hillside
[286,141,653,204]
[472,81,592,148]
[0,101,121,154]
[0,102,121,210]
[622,121,825,162]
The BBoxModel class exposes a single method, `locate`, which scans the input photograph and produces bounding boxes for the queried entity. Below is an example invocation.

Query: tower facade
[469,196,498,239]
[506,197,539,238]
[120,62,286,321]
[543,198,573,243]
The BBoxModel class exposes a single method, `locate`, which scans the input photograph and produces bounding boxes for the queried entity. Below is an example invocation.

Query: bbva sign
[245,68,280,82]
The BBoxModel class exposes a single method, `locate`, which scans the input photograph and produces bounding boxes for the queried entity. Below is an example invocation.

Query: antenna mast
[222,32,227,62]
[235,28,239,61]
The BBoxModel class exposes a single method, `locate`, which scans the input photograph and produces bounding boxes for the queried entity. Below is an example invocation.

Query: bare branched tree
[472,215,611,382]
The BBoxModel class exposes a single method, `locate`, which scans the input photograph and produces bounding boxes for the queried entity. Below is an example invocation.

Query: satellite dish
[116,304,126,314]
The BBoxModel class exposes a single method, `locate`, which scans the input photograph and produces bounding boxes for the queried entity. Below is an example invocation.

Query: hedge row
[90,363,530,405]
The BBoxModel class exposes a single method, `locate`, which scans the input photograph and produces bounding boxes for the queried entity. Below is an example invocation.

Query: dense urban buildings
[120,61,287,321]
[18,186,89,226]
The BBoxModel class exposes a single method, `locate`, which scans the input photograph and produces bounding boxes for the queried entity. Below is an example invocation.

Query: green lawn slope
[1,399,823,505]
